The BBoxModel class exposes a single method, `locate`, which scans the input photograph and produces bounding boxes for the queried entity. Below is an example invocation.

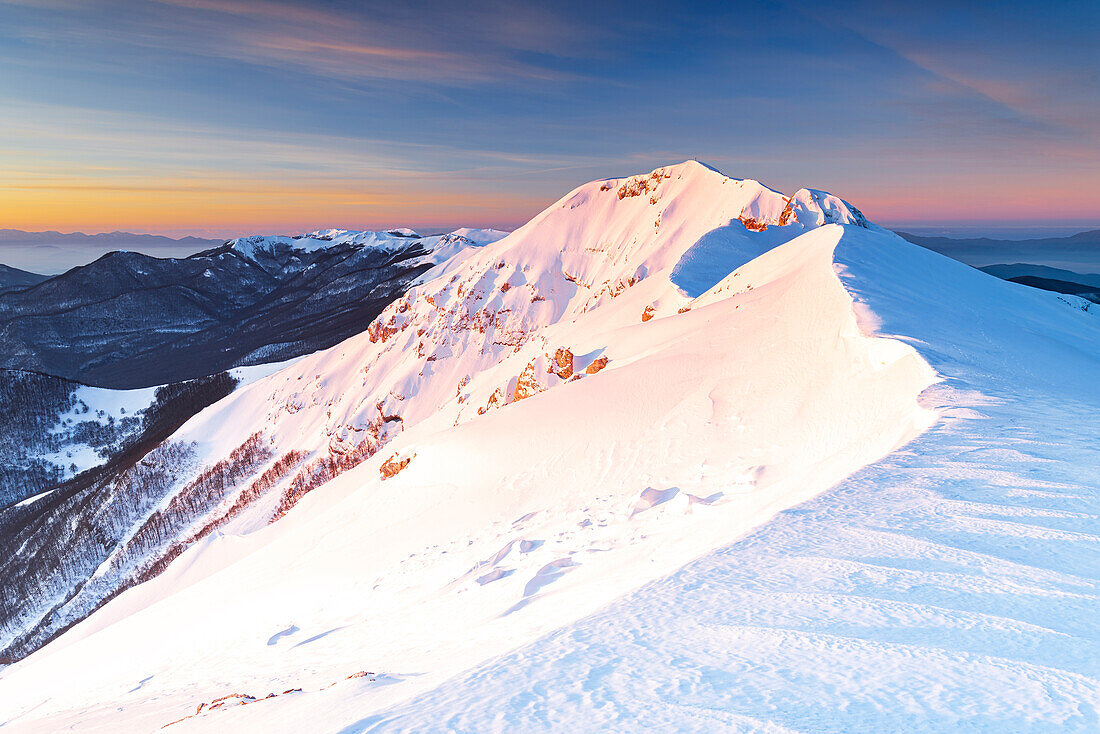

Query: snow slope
[4,162,1089,732]
[357,228,1100,733]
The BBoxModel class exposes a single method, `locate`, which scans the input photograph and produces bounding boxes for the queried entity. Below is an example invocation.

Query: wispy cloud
[1,0,1097,233]
[0,96,612,234]
[806,1,1100,141]
[4,0,592,86]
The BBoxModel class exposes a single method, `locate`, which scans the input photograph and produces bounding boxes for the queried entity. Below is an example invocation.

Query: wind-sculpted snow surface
[354,230,1100,733]
[0,163,953,731]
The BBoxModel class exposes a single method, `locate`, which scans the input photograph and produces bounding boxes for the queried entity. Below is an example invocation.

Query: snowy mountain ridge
[0,160,916,690]
[224,227,507,261]
[0,160,886,666]
[3,161,1096,732]
[173,160,877,489]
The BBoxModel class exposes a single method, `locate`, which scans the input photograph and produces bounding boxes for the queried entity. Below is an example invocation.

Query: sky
[1,0,1098,240]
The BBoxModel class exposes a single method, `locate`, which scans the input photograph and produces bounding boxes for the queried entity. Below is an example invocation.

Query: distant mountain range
[977,263,1100,304]
[0,229,225,274]
[979,262,1100,289]
[0,228,505,389]
[896,229,1100,271]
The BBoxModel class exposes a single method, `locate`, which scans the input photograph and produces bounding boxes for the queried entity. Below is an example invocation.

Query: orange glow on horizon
[1,171,1097,237]
[0,177,547,236]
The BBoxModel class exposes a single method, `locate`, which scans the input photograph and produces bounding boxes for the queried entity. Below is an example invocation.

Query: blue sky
[1,0,1097,237]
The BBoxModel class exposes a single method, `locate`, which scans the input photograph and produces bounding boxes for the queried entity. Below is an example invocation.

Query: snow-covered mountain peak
[181,163,878,460]
[186,162,879,472]
[786,188,868,228]
[226,229,418,258]
[223,227,507,263]
[0,165,875,671]
[460,161,868,303]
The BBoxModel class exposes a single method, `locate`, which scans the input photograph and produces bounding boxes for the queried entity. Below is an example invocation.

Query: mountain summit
[0,162,893,666]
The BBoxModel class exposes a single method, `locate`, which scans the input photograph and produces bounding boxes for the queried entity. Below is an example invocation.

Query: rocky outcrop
[380,453,413,480]
[549,348,574,379]
[641,305,657,322]
[585,357,609,375]
[778,199,796,226]
[512,360,544,402]
[738,214,769,232]
[616,169,671,200]
[478,387,507,415]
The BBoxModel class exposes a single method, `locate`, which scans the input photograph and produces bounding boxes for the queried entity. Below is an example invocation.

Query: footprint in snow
[687,491,724,506]
[292,626,347,649]
[479,540,515,568]
[512,511,538,527]
[501,559,579,616]
[127,675,154,693]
